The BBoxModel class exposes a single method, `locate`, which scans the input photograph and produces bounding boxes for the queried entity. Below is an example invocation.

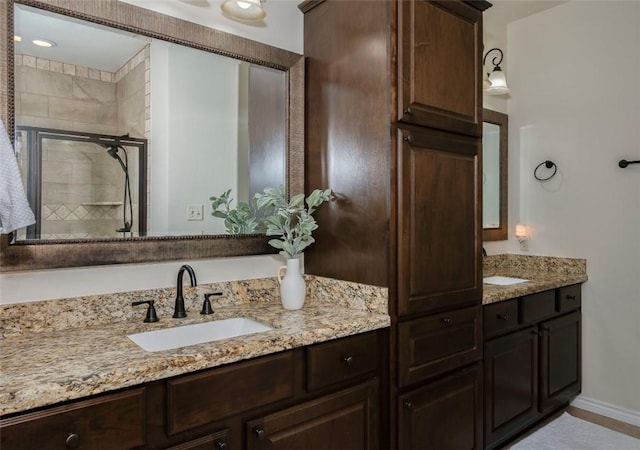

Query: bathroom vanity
[482,255,587,449]
[0,277,391,450]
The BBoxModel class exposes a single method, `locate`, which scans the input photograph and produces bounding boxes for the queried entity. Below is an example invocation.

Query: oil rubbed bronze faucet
[173,264,197,318]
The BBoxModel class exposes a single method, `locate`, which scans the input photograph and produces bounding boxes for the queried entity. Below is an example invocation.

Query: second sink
[483,276,530,286]
[128,317,274,352]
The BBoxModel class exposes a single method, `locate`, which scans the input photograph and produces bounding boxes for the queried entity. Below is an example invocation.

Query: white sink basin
[483,276,530,286]
[128,317,273,352]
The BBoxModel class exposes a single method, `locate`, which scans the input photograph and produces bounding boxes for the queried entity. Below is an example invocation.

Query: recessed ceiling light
[32,38,56,48]
[14,35,22,42]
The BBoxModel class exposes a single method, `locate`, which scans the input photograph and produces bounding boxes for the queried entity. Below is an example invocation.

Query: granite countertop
[0,276,390,417]
[482,254,588,305]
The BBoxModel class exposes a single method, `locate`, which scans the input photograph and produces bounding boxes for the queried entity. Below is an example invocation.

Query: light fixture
[483,47,510,96]
[221,0,266,22]
[14,35,22,42]
[515,224,530,251]
[32,38,56,48]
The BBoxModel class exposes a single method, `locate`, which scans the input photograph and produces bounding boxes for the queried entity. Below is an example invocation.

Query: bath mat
[510,412,640,449]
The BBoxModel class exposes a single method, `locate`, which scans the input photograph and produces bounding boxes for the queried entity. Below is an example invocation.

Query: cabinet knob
[441,317,454,326]
[498,314,510,321]
[403,134,414,144]
[404,401,414,409]
[404,107,414,116]
[254,427,266,441]
[65,433,80,449]
[343,356,354,367]
[217,440,228,450]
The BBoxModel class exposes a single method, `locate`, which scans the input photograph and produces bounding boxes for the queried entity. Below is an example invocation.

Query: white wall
[151,41,241,236]
[506,0,640,419]
[0,4,303,304]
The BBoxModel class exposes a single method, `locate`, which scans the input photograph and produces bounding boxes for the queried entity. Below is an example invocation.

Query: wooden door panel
[484,327,539,449]
[539,311,581,414]
[399,0,482,136]
[398,364,483,450]
[247,381,378,450]
[397,128,481,316]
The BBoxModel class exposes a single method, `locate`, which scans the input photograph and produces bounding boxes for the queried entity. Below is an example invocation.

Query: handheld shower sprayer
[101,140,133,234]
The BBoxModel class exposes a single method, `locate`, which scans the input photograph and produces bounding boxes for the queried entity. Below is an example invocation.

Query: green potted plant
[210,185,332,309]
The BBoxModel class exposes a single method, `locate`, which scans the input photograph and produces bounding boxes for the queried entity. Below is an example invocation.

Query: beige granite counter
[0,276,390,417]
[483,254,588,304]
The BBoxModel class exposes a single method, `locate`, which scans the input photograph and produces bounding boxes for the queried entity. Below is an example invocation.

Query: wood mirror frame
[0,0,304,272]
[482,108,508,241]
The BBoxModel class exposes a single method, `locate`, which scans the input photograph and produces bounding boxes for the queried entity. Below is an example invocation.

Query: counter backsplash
[484,253,587,277]
[0,275,388,340]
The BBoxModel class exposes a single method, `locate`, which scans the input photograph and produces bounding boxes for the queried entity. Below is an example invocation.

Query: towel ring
[534,160,557,181]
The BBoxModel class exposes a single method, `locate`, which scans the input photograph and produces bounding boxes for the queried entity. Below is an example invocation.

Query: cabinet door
[0,388,146,450]
[246,380,378,450]
[398,364,482,450]
[397,127,481,316]
[484,327,539,449]
[398,0,483,136]
[539,311,581,414]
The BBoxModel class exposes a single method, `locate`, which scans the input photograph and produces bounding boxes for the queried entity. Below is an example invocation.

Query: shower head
[106,145,119,159]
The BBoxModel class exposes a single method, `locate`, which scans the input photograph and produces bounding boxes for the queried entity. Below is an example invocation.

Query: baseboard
[571,396,640,427]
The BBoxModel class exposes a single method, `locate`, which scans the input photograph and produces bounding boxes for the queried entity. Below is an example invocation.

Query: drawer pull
[343,356,354,367]
[65,433,80,449]
[217,441,228,450]
[441,317,454,326]
[404,401,414,409]
[254,427,266,441]
[498,314,510,321]
[567,295,576,300]
[531,330,541,337]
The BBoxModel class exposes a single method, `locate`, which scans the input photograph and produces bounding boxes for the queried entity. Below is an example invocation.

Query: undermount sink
[483,276,530,286]
[128,317,273,352]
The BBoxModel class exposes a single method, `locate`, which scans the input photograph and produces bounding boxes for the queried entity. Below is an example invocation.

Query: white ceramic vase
[277,258,305,310]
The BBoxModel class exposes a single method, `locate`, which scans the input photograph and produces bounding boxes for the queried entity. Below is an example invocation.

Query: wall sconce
[515,224,530,251]
[483,48,511,96]
[221,0,266,22]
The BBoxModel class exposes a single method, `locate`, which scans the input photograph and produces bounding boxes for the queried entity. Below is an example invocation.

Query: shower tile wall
[15,47,149,239]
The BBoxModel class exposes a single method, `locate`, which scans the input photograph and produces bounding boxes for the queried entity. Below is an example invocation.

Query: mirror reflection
[13,3,286,241]
[482,109,508,241]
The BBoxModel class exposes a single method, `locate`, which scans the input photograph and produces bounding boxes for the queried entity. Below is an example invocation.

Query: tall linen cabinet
[301,1,490,449]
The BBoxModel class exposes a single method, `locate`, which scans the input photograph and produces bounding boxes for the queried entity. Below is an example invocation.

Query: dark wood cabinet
[398,364,483,450]
[397,127,482,316]
[0,388,146,450]
[1,332,384,450]
[246,380,378,450]
[483,287,582,449]
[539,311,581,414]
[398,0,484,137]
[484,327,539,448]
[301,1,489,448]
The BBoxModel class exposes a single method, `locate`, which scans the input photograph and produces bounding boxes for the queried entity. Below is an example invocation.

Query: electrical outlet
[187,204,204,221]
[518,237,530,251]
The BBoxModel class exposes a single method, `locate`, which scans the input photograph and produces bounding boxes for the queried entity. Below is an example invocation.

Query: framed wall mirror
[0,0,304,271]
[482,108,508,241]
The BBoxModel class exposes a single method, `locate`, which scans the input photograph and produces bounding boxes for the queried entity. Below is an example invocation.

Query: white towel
[0,120,35,233]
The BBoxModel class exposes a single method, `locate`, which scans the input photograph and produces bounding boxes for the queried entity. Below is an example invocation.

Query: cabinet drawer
[0,388,146,450]
[307,332,378,391]
[165,428,230,450]
[557,284,581,312]
[484,299,519,339]
[398,306,482,387]
[520,290,556,325]
[166,351,295,435]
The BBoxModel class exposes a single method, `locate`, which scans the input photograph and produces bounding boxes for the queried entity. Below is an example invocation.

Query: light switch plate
[187,204,204,221]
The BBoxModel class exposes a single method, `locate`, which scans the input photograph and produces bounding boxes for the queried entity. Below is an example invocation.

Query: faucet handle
[132,300,159,323]
[201,292,222,315]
